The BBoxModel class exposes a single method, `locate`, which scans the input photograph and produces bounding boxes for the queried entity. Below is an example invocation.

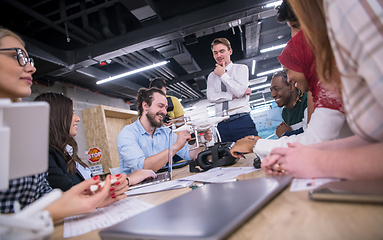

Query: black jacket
[47,147,85,191]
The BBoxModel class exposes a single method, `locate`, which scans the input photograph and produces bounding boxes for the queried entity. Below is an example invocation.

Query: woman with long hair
[262,0,383,180]
[0,28,114,220]
[34,92,156,195]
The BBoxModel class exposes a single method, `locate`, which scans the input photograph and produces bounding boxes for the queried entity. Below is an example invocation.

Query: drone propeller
[168,105,244,123]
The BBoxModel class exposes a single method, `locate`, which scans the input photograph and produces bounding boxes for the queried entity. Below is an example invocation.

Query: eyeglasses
[0,48,34,67]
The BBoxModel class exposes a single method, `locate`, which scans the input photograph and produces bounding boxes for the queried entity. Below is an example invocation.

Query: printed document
[179,167,258,183]
[290,178,341,192]
[63,198,153,238]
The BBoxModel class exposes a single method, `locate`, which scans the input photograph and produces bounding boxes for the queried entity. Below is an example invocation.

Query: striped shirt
[325,0,383,142]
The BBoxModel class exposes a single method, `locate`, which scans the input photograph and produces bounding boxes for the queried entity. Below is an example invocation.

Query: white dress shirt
[207,62,251,116]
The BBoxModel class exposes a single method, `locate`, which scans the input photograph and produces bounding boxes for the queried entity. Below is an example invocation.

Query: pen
[237,152,246,159]
[90,178,117,192]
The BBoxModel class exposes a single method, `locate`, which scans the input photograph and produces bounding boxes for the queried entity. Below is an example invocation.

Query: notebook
[99,176,292,240]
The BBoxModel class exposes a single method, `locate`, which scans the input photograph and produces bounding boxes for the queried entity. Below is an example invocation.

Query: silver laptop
[128,130,174,190]
[100,176,292,240]
[0,101,50,190]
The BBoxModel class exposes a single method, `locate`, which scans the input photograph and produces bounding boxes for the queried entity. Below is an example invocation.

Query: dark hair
[149,77,166,89]
[136,88,166,117]
[34,92,87,174]
[276,0,298,23]
[272,70,289,86]
[211,38,231,50]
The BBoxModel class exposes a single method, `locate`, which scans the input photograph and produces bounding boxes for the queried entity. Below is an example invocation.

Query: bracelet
[126,177,130,186]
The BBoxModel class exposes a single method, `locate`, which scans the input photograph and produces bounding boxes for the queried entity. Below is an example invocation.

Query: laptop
[100,176,292,240]
[128,130,175,190]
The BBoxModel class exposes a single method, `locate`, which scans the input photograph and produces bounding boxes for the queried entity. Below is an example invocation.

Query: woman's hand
[230,136,261,158]
[262,142,326,178]
[127,169,157,186]
[46,175,111,221]
[96,173,131,208]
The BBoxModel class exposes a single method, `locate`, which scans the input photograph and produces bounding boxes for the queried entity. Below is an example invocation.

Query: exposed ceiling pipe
[80,0,105,40]
[124,53,163,79]
[2,0,89,45]
[26,0,93,32]
[180,81,203,98]
[58,0,97,43]
[115,4,127,35]
[112,57,152,80]
[99,8,115,39]
[138,50,176,78]
[167,85,189,99]
[130,52,172,80]
[167,84,191,98]
[175,82,199,99]
[118,55,161,80]
[54,0,120,25]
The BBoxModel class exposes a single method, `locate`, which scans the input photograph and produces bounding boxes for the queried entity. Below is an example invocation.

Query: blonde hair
[211,38,231,50]
[287,0,339,86]
[0,28,25,47]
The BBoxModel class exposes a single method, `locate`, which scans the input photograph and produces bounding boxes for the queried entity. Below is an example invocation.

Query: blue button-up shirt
[117,119,191,174]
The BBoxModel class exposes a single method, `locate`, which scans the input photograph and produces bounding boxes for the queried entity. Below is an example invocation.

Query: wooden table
[52,155,383,240]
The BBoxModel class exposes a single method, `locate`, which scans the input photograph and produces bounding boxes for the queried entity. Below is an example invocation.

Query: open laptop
[100,176,292,240]
[128,130,174,190]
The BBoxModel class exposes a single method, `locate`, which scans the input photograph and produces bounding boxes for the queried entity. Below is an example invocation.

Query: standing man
[117,88,212,174]
[207,38,258,142]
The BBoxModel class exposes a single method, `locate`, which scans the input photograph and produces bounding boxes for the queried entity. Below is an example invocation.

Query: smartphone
[309,180,383,203]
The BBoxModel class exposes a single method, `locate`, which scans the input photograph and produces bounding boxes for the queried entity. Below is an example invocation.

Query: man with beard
[117,88,212,174]
[207,38,258,142]
[271,71,307,138]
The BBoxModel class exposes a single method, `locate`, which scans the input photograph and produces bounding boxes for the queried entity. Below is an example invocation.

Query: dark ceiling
[0,0,290,108]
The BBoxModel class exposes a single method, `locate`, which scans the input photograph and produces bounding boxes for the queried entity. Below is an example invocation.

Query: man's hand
[276,122,292,138]
[203,129,213,142]
[214,62,226,77]
[174,130,191,150]
[127,169,157,186]
[230,136,261,158]
[163,116,173,127]
[244,87,252,96]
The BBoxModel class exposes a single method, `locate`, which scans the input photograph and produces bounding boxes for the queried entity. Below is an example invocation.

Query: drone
[168,106,243,150]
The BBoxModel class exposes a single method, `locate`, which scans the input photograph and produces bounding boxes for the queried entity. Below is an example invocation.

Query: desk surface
[52,155,383,240]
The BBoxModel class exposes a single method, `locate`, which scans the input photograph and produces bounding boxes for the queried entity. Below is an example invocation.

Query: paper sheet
[125,179,194,196]
[290,178,341,192]
[179,167,258,183]
[63,198,153,238]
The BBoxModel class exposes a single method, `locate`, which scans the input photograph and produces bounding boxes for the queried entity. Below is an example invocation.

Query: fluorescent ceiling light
[96,61,169,85]
[252,99,275,108]
[260,44,287,53]
[264,1,283,8]
[257,67,283,77]
[251,60,256,75]
[249,76,267,85]
[251,83,271,91]
[249,98,264,104]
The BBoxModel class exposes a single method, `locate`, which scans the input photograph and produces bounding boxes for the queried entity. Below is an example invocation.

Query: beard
[146,110,164,128]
